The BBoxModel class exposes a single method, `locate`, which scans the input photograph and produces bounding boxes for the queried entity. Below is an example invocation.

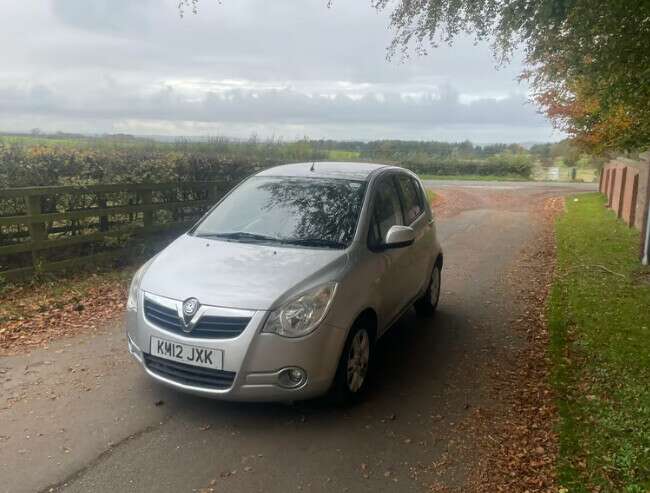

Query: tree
[370,0,650,154]
[550,139,581,167]
[177,0,199,17]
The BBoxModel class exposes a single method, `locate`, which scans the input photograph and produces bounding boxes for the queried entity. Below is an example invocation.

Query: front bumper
[126,291,347,401]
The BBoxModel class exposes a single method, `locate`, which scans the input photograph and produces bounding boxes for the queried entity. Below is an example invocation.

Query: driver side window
[368,176,404,249]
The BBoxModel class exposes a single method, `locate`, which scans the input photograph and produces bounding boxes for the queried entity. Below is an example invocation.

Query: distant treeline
[0,134,595,188]
[311,139,526,159]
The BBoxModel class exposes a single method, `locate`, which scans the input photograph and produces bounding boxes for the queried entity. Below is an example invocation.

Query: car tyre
[414,262,441,317]
[331,320,373,404]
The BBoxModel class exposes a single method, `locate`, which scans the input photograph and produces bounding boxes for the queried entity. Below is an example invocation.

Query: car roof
[255,161,392,181]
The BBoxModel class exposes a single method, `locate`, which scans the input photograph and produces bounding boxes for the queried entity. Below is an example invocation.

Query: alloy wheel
[346,329,370,393]
[430,265,441,306]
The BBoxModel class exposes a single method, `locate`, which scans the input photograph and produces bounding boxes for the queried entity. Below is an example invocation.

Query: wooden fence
[0,181,232,280]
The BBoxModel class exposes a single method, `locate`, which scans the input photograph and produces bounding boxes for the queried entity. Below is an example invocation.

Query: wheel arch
[352,307,378,343]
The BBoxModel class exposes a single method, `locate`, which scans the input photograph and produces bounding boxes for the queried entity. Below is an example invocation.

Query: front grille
[143,298,251,339]
[144,299,183,332]
[144,353,236,390]
[193,316,251,338]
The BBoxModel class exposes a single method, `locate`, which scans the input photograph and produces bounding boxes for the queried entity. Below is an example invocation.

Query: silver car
[126,162,443,402]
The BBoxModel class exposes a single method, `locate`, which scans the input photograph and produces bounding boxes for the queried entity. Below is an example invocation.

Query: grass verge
[549,193,650,492]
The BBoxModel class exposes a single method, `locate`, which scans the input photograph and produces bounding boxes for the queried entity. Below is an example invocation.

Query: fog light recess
[278,367,307,388]
[127,335,143,362]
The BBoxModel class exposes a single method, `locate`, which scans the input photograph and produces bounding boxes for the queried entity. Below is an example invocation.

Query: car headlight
[263,282,338,338]
[126,261,151,311]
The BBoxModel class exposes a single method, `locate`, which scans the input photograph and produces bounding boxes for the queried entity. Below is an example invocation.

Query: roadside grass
[326,149,361,160]
[419,173,530,181]
[549,193,650,492]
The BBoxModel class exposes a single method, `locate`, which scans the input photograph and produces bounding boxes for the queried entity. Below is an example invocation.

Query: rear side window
[396,175,424,224]
[368,177,404,248]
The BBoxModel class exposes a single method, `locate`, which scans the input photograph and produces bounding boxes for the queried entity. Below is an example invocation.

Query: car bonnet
[140,234,349,310]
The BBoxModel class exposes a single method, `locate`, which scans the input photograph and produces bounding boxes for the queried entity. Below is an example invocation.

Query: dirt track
[0,180,595,493]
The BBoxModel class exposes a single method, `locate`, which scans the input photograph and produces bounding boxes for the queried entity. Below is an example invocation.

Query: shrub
[400,152,534,178]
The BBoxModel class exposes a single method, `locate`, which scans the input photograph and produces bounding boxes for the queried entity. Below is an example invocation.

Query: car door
[394,173,432,298]
[367,174,412,331]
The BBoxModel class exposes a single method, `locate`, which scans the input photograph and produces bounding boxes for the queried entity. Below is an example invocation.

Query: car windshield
[192,176,367,249]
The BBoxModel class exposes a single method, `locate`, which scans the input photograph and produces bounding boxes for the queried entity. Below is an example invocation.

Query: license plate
[150,336,223,370]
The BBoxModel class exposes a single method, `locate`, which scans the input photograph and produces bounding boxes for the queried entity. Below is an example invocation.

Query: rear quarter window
[367,176,404,249]
[396,175,424,224]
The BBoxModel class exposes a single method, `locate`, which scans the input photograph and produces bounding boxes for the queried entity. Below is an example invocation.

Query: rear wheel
[415,262,441,316]
[332,321,372,403]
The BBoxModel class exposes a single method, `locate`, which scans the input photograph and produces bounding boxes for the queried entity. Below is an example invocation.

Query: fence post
[208,182,220,204]
[629,174,639,228]
[97,193,109,232]
[617,167,628,218]
[141,189,153,229]
[608,168,617,208]
[599,168,605,192]
[26,194,47,270]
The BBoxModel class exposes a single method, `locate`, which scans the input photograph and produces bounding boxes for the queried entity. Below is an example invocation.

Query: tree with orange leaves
[371,0,650,154]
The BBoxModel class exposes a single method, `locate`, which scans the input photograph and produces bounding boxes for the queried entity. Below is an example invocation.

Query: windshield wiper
[196,232,345,249]
[196,232,282,243]
[281,238,347,249]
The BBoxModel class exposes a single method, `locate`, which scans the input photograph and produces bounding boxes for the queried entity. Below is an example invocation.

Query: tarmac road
[0,181,596,493]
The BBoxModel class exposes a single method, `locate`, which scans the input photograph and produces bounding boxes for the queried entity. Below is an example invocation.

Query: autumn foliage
[375,0,650,154]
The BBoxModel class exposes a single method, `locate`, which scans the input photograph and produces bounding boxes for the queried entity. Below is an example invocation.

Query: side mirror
[384,225,415,249]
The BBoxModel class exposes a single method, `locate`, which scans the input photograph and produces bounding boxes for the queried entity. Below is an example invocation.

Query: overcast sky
[0,0,561,143]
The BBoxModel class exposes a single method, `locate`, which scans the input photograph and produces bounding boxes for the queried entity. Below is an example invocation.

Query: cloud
[0,81,544,127]
[51,0,155,34]
[0,0,558,141]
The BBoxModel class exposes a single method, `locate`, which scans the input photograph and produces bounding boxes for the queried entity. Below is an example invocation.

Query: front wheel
[414,263,441,316]
[331,322,372,403]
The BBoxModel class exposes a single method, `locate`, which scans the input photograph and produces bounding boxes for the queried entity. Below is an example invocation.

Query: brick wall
[599,153,650,259]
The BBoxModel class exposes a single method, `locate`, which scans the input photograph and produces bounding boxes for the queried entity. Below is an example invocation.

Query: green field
[549,193,650,491]
[326,149,361,160]
[419,173,529,181]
